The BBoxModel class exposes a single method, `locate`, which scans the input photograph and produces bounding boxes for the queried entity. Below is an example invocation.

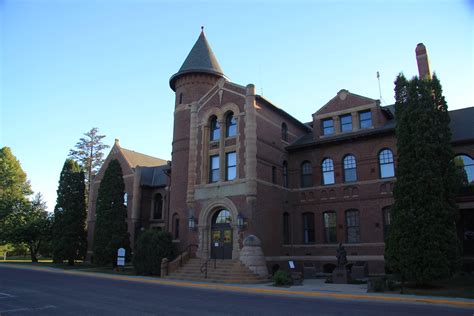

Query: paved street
[0,265,472,315]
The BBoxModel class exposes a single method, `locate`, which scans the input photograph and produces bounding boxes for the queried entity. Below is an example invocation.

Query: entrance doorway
[211,209,233,259]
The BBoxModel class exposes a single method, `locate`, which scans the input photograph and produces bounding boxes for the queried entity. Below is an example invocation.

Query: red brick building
[87,32,474,274]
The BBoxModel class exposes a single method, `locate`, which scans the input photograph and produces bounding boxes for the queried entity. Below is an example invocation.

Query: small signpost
[117,248,125,269]
[288,260,295,269]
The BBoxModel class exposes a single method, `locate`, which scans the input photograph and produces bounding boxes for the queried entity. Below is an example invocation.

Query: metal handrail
[179,244,198,267]
[199,257,217,279]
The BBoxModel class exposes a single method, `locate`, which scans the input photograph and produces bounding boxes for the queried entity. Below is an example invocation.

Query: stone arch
[197,198,241,260]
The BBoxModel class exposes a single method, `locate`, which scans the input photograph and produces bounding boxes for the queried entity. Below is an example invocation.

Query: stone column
[244,84,257,198]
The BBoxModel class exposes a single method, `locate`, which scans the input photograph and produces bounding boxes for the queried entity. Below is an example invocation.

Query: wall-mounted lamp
[188,215,197,231]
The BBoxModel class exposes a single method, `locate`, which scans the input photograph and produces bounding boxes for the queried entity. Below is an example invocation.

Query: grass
[401,274,474,299]
[0,259,135,275]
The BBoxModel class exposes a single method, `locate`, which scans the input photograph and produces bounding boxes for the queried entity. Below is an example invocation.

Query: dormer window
[322,118,334,136]
[340,114,352,132]
[359,110,372,129]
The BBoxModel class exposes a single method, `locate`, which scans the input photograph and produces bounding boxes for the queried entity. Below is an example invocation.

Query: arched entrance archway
[210,209,233,259]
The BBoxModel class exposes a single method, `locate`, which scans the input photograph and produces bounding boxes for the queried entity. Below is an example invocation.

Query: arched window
[301,161,313,188]
[281,123,288,141]
[283,212,290,244]
[153,193,163,220]
[172,213,180,240]
[323,211,337,243]
[345,209,360,243]
[225,112,237,138]
[454,154,474,185]
[343,155,357,182]
[322,158,335,185]
[123,193,128,206]
[383,206,392,241]
[210,116,220,141]
[283,161,289,188]
[302,212,315,243]
[215,209,232,223]
[379,149,395,178]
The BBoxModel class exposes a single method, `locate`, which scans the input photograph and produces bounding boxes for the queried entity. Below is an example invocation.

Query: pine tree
[0,147,32,220]
[52,159,87,265]
[92,159,130,266]
[69,127,109,194]
[385,74,460,285]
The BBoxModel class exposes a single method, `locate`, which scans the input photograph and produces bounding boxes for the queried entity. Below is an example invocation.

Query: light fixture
[237,213,245,230]
[188,215,196,230]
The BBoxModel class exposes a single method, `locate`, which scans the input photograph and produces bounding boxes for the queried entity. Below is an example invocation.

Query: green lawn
[401,274,474,299]
[0,260,135,274]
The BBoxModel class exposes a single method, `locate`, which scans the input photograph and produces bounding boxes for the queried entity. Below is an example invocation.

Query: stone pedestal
[239,235,268,277]
[332,266,351,284]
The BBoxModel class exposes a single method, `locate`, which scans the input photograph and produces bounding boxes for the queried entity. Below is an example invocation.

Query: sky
[1,0,473,211]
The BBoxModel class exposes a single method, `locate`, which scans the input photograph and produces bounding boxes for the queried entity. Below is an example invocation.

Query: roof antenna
[376,71,386,105]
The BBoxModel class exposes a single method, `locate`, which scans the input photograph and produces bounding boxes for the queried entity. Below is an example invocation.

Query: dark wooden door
[211,223,232,259]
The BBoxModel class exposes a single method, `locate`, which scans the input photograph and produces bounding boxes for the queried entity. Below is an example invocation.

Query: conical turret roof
[169,30,225,90]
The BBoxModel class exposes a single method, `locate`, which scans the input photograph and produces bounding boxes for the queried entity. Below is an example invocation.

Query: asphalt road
[0,265,471,315]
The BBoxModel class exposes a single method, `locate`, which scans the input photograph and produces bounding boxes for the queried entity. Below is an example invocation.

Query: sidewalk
[1,263,473,309]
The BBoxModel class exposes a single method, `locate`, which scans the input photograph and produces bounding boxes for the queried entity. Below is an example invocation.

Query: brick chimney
[415,43,431,80]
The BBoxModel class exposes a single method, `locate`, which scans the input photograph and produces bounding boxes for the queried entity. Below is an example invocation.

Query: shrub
[372,278,386,292]
[273,270,293,286]
[133,230,176,276]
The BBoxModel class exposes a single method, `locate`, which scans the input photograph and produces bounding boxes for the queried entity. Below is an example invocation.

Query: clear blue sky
[1,0,472,210]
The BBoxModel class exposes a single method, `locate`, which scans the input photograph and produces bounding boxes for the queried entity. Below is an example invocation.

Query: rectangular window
[340,114,352,132]
[359,110,372,129]
[346,210,360,243]
[225,152,236,181]
[210,155,220,183]
[303,213,315,243]
[322,118,334,135]
[323,212,337,243]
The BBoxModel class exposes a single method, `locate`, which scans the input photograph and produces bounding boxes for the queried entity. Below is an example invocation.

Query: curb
[1,263,473,309]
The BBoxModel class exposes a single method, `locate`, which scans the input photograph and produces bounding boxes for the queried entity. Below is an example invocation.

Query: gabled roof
[120,147,167,168]
[315,90,378,116]
[140,165,169,187]
[170,30,225,90]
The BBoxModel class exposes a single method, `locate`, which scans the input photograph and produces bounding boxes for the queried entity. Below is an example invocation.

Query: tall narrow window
[383,206,392,241]
[179,93,183,104]
[301,161,313,188]
[210,155,220,183]
[346,209,360,243]
[173,214,180,240]
[343,155,357,182]
[283,212,290,244]
[340,114,352,132]
[153,193,163,220]
[323,212,337,243]
[322,158,335,185]
[210,116,220,141]
[123,193,128,206]
[226,152,236,181]
[225,112,237,137]
[302,212,315,243]
[281,122,288,141]
[283,161,289,188]
[272,166,277,184]
[359,110,372,129]
[454,154,474,185]
[322,118,334,135]
[379,149,395,178]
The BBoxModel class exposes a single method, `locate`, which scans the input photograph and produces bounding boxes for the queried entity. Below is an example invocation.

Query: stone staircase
[165,258,269,284]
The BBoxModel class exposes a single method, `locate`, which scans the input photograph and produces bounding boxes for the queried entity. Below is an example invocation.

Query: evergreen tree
[0,147,32,220]
[133,230,176,275]
[93,159,130,266]
[52,159,87,265]
[386,74,460,285]
[69,127,109,194]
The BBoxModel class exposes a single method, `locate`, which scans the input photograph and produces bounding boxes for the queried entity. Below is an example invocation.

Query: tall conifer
[386,74,460,285]
[52,159,87,265]
[93,159,130,266]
